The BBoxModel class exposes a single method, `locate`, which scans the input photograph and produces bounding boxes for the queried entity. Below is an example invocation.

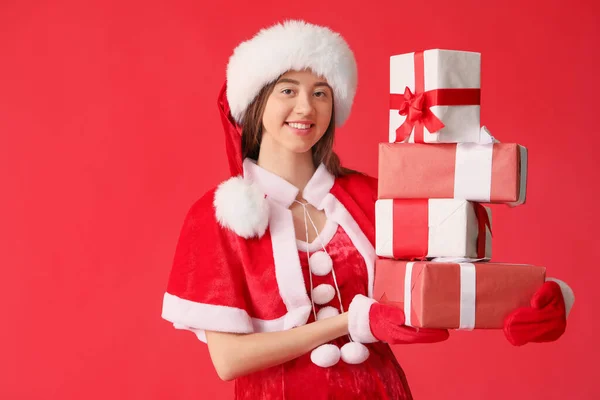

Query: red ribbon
[473,203,493,259]
[392,199,429,259]
[391,200,492,260]
[389,51,481,143]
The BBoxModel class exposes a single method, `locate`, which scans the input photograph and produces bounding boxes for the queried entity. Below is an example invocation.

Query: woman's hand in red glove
[503,280,573,346]
[348,294,449,345]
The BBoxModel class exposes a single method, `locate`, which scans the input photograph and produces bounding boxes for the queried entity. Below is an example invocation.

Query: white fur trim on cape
[226,20,357,126]
[268,201,314,329]
[214,176,270,239]
[321,193,376,298]
[163,292,307,343]
[163,292,254,333]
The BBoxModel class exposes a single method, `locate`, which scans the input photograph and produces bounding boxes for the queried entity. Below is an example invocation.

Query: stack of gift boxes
[373,49,545,330]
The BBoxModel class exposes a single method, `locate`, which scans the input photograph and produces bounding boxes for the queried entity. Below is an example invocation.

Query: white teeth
[288,122,311,129]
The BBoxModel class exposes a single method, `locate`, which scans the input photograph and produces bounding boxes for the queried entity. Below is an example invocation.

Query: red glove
[503,281,567,346]
[348,295,449,345]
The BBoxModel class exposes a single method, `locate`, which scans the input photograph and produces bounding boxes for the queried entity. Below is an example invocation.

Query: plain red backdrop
[1,0,597,398]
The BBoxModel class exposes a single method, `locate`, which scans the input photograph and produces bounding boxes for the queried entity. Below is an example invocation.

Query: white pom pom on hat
[213,176,270,239]
[225,19,358,127]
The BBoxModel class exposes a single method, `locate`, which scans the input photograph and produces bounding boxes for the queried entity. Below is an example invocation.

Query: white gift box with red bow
[389,49,482,144]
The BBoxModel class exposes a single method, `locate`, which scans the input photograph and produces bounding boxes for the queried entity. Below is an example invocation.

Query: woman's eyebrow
[276,78,331,89]
[313,82,331,89]
[276,78,300,85]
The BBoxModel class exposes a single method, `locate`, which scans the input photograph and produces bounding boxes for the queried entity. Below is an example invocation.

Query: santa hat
[218,20,358,176]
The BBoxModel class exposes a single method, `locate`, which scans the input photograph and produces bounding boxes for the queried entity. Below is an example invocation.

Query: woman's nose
[294,92,314,115]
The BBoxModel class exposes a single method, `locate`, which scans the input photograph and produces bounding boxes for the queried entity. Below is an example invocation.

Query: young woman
[162,20,572,399]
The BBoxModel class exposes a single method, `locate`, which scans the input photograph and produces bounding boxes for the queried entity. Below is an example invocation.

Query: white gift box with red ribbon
[389,49,482,144]
[375,199,492,260]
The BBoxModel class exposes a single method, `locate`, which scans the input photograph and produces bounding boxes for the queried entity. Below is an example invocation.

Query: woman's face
[261,69,333,154]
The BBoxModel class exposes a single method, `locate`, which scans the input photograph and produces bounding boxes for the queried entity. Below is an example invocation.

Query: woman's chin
[281,138,317,154]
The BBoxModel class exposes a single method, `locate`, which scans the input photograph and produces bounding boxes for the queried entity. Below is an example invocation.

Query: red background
[1,0,597,398]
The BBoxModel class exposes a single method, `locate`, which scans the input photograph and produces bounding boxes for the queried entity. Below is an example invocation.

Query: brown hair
[240,79,358,178]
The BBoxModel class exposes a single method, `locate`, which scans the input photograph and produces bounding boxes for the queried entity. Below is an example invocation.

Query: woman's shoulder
[334,170,378,199]
[182,185,219,228]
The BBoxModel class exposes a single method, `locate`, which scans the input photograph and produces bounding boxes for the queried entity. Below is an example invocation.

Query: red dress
[162,158,413,399]
[235,224,413,399]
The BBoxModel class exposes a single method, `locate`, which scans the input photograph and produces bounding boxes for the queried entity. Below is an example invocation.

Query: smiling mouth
[285,122,314,130]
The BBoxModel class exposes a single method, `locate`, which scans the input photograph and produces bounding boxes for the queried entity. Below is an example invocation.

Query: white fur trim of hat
[226,20,358,127]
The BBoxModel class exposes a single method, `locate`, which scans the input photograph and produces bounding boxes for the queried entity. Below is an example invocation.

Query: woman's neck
[256,136,316,200]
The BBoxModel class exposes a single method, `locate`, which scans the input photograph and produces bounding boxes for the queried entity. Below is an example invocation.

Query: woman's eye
[281,89,294,95]
[314,91,327,98]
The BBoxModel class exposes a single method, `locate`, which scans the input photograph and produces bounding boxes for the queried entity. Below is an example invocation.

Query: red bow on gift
[394,87,445,141]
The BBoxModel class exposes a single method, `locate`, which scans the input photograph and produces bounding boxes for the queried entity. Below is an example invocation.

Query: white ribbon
[403,262,415,327]
[456,126,526,206]
[459,263,477,330]
[509,145,528,207]
[478,126,499,144]
[454,143,493,202]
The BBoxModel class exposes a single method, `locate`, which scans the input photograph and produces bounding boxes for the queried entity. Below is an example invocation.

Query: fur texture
[546,277,575,317]
[312,284,336,305]
[348,294,378,343]
[316,306,340,320]
[340,342,370,364]
[503,281,567,346]
[226,20,357,126]
[308,251,333,276]
[310,344,341,368]
[213,176,269,239]
[165,170,415,398]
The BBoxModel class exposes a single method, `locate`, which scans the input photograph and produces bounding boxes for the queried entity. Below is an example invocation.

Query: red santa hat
[218,20,358,176]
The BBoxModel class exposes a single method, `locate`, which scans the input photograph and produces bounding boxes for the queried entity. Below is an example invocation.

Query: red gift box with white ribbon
[374,260,546,329]
[378,142,527,206]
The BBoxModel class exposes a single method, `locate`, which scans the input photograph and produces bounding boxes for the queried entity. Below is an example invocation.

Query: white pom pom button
[312,284,336,305]
[316,306,340,321]
[340,342,370,364]
[310,344,341,368]
[309,251,333,276]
